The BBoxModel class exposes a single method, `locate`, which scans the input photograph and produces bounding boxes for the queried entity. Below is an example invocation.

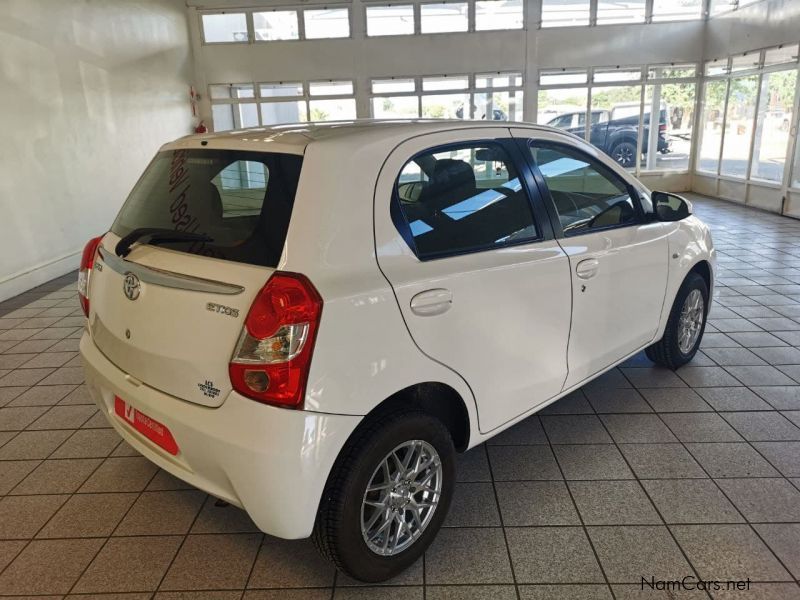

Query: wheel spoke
[367,482,393,493]
[364,506,386,533]
[361,440,443,557]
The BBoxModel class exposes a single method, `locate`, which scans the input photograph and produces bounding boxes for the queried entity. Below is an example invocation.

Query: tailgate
[89,233,272,407]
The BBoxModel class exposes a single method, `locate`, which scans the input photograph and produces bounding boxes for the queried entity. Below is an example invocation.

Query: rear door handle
[576,258,600,280]
[410,288,453,316]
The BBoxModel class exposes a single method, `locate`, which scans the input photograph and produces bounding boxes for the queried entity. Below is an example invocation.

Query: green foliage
[590,86,642,108]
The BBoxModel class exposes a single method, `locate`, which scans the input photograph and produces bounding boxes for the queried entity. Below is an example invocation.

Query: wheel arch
[356,382,471,452]
[689,259,713,297]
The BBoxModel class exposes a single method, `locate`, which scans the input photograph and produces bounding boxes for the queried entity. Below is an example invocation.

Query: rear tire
[313,408,455,582]
[646,272,709,369]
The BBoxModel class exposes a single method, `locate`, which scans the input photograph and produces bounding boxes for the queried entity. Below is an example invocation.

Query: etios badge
[123,273,141,301]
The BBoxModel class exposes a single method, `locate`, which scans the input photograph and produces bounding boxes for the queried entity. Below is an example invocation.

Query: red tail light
[659,124,667,133]
[77,236,104,317]
[229,272,323,409]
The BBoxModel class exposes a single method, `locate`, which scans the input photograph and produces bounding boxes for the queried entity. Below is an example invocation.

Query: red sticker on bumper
[114,396,179,456]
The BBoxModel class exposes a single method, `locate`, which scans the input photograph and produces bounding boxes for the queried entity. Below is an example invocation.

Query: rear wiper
[115,227,214,258]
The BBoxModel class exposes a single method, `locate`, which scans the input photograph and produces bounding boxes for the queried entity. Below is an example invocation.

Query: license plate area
[114,396,179,456]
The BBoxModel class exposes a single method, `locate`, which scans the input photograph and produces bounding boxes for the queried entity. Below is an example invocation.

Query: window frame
[200,10,251,44]
[365,3,417,37]
[523,139,648,239]
[391,138,553,262]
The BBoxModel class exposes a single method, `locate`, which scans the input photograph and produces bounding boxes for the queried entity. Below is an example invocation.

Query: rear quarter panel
[281,137,481,445]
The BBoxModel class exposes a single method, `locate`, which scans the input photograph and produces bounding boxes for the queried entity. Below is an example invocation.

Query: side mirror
[653,191,692,222]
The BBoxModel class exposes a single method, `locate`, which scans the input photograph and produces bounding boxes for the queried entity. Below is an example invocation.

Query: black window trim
[390,137,554,262]
[520,138,647,239]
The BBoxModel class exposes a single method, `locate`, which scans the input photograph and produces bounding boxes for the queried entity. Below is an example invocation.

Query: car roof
[161,119,562,155]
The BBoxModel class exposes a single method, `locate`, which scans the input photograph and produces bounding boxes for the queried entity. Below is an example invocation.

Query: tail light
[229,272,323,409]
[77,236,104,317]
[659,124,667,133]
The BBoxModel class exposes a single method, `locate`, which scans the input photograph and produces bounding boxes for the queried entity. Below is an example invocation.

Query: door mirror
[653,191,692,222]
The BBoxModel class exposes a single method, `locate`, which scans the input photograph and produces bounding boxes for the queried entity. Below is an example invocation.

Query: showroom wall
[0,0,194,302]
[695,0,800,216]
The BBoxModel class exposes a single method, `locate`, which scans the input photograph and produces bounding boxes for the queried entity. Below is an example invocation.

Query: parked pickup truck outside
[547,104,671,168]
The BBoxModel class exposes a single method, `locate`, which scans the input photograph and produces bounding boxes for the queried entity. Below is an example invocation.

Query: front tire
[313,408,455,582]
[610,141,637,168]
[646,272,709,369]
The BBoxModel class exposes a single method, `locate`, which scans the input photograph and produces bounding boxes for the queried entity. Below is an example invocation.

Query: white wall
[0,0,194,301]
[705,0,800,60]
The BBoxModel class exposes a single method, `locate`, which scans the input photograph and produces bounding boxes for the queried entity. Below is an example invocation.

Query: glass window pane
[372,96,420,118]
[475,0,523,30]
[258,82,303,98]
[238,104,259,128]
[730,52,760,73]
[212,104,235,131]
[309,81,354,96]
[594,68,642,83]
[647,64,697,79]
[750,70,797,182]
[366,5,415,36]
[652,0,702,21]
[253,11,299,41]
[590,85,644,170]
[473,91,524,121]
[720,75,759,178]
[539,70,587,86]
[395,143,538,258]
[765,45,799,67]
[202,13,248,43]
[420,2,468,33]
[477,73,522,88]
[421,93,470,118]
[530,143,637,234]
[704,60,729,76]
[792,133,800,189]
[260,100,308,125]
[697,80,728,173]
[597,0,646,24]
[541,0,590,27]
[372,78,416,94]
[210,84,256,100]
[643,82,695,171]
[309,98,357,120]
[304,8,350,39]
[710,0,736,15]
[537,88,589,136]
[422,76,469,91]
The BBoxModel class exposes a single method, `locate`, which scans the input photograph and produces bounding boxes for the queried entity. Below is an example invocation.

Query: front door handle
[410,288,453,316]
[576,258,600,280]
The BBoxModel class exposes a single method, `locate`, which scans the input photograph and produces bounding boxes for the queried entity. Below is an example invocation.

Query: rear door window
[112,149,302,267]
[394,142,539,259]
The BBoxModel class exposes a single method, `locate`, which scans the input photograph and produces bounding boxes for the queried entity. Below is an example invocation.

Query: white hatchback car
[79,120,715,581]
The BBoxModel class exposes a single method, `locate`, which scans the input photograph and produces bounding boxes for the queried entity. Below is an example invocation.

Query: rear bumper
[80,331,362,539]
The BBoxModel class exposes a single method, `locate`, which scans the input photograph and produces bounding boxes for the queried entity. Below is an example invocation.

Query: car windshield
[111,149,303,267]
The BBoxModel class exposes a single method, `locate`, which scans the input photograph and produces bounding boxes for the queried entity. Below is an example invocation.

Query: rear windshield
[111,149,303,267]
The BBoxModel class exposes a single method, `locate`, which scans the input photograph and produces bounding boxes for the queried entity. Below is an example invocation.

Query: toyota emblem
[123,273,141,301]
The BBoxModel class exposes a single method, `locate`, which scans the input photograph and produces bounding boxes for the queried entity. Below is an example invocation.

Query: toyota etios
[79,120,715,582]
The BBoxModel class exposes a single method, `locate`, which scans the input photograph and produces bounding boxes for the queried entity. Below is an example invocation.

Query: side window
[395,142,538,259]
[212,160,269,218]
[529,142,639,235]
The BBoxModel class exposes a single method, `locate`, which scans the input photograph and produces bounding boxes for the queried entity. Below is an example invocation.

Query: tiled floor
[1,195,800,599]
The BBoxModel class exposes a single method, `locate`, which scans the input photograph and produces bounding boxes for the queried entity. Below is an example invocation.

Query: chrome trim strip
[98,247,245,295]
